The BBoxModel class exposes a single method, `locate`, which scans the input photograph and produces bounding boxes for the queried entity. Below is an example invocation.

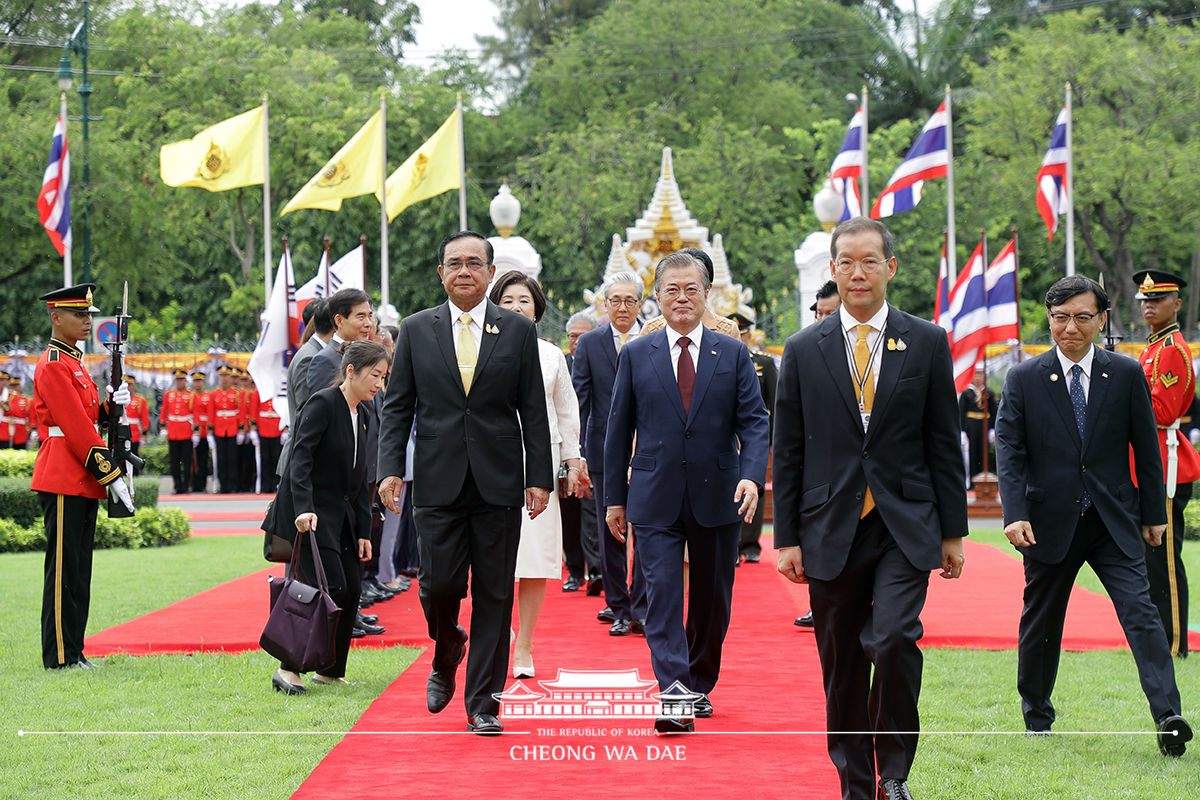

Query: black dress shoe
[654,715,694,734]
[692,694,713,718]
[609,619,632,636]
[351,625,368,638]
[877,778,914,800]
[744,552,760,563]
[1157,714,1193,757]
[562,576,581,592]
[400,567,419,578]
[360,621,386,635]
[597,607,616,623]
[427,626,468,714]
[794,611,814,628]
[272,670,307,695]
[630,619,646,635]
[78,656,102,669]
[468,713,504,735]
[586,574,603,596]
[358,612,379,625]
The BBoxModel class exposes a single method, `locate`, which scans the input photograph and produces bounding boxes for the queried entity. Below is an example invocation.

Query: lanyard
[843,322,886,413]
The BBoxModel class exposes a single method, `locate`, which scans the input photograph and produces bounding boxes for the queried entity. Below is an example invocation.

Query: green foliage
[0,475,158,528]
[138,440,171,477]
[0,502,182,553]
[0,450,38,476]
[0,516,43,552]
[1180,493,1200,541]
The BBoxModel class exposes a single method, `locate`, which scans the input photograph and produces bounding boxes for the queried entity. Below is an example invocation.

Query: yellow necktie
[457,312,477,393]
[854,324,875,518]
[618,332,629,350]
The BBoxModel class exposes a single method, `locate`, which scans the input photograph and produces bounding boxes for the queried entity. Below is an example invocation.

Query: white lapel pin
[895,338,907,351]
[1102,372,1109,378]
[711,350,717,356]
[1051,373,1059,382]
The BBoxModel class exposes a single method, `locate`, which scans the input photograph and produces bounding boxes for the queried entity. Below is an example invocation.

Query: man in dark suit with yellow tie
[773,217,967,800]
[377,231,553,736]
[995,274,1191,757]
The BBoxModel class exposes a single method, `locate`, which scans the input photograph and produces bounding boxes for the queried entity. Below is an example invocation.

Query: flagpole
[1011,225,1023,362]
[262,95,273,305]
[456,94,467,230]
[60,91,73,288]
[379,94,390,315]
[944,86,957,280]
[860,84,870,215]
[979,229,990,477]
[323,236,331,297]
[281,236,292,366]
[1064,83,1075,276]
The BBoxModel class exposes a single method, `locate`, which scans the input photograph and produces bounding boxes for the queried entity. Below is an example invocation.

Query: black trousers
[413,469,521,716]
[238,441,257,492]
[1145,481,1190,657]
[281,518,362,679]
[393,487,419,573]
[191,438,210,492]
[592,470,647,621]
[168,438,193,494]
[39,492,99,668]
[561,493,599,580]
[808,510,928,800]
[214,435,238,493]
[636,494,739,695]
[738,490,766,557]
[1019,506,1182,731]
[259,437,282,494]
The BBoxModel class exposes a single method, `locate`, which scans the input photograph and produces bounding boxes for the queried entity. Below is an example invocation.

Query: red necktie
[677,336,695,417]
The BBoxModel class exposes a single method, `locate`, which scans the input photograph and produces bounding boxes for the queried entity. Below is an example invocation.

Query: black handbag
[261,497,293,562]
[259,528,341,672]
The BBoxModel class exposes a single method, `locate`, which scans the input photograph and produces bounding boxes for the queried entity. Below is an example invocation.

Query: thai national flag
[38,113,71,257]
[870,101,949,219]
[949,242,987,392]
[1036,106,1070,240]
[985,239,1020,342]
[933,238,953,339]
[830,105,866,221]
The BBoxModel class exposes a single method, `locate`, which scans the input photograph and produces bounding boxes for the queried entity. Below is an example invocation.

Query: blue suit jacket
[995,345,1165,564]
[572,323,620,473]
[603,326,770,528]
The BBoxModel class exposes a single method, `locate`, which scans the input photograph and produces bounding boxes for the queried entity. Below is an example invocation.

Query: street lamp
[57,2,93,286]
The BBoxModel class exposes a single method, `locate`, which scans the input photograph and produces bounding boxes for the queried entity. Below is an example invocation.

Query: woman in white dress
[489,271,590,678]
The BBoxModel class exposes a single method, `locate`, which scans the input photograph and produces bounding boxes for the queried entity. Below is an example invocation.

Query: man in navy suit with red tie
[605,251,770,734]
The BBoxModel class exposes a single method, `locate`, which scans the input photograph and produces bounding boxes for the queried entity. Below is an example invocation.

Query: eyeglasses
[659,285,703,300]
[606,297,641,309]
[1048,311,1101,325]
[443,258,489,272]
[832,258,889,275]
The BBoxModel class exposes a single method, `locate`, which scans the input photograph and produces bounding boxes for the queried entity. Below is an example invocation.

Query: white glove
[107,383,131,407]
[249,430,260,446]
[158,429,168,440]
[207,433,216,449]
[280,430,289,446]
[236,432,246,445]
[109,477,134,513]
[191,434,201,447]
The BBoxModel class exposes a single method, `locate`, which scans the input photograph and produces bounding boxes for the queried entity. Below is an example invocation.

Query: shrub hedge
[0,476,159,526]
[0,506,190,553]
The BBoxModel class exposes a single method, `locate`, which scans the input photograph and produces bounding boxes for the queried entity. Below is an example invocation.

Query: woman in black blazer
[272,340,389,694]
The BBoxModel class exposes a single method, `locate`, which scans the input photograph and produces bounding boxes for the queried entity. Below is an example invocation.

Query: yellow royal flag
[160,105,265,192]
[380,108,461,222]
[280,110,384,217]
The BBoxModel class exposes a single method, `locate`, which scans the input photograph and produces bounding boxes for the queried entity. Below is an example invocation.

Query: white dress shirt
[1055,343,1095,402]
[449,298,487,358]
[612,321,641,351]
[839,302,889,396]
[665,321,704,379]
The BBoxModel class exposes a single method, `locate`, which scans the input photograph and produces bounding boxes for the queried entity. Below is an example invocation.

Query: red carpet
[161,492,266,502]
[292,545,840,800]
[188,526,260,537]
[185,510,267,522]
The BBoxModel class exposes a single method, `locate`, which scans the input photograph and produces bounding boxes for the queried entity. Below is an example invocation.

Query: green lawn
[1,530,1196,799]
[1,536,419,799]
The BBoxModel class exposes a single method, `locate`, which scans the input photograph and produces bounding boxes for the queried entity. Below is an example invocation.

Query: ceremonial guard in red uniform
[0,370,10,448]
[3,372,33,449]
[236,368,259,492]
[122,374,150,460]
[209,365,242,493]
[190,370,211,492]
[161,369,196,494]
[1134,269,1199,657]
[255,397,283,493]
[31,284,134,669]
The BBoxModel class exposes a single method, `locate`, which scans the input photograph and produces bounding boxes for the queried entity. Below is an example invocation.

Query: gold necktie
[854,323,875,518]
[618,332,629,350]
[457,312,477,393]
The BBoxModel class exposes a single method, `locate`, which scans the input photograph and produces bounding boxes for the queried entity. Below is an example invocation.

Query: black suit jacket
[995,345,1166,564]
[275,386,371,550]
[772,306,968,580]
[571,323,620,471]
[377,300,553,507]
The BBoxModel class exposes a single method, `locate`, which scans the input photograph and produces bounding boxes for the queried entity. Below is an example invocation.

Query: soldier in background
[209,365,242,493]
[190,370,211,492]
[958,364,997,487]
[122,374,150,463]
[1134,269,1198,658]
[4,371,32,450]
[0,370,10,448]
[161,368,196,494]
[730,311,777,565]
[235,368,259,492]
[256,396,283,493]
[31,283,134,669]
